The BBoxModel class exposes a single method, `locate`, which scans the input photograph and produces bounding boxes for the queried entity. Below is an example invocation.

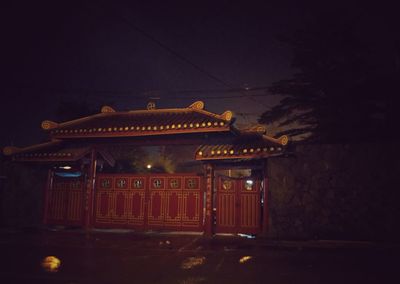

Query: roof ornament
[147,101,156,110]
[220,110,233,121]
[188,101,204,110]
[41,120,59,130]
[2,146,19,156]
[147,96,160,110]
[262,134,289,146]
[101,106,116,113]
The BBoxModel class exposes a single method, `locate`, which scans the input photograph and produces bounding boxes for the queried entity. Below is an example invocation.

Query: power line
[6,85,272,100]
[93,2,269,107]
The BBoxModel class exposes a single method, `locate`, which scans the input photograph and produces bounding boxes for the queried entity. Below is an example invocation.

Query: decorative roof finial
[147,96,160,110]
[147,101,156,110]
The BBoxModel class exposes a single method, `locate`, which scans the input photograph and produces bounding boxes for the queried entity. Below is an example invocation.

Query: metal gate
[94,173,204,231]
[46,176,85,226]
[215,176,261,234]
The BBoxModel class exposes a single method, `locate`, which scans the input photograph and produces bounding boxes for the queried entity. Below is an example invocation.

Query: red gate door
[216,176,261,234]
[94,174,147,230]
[46,176,84,226]
[94,174,203,231]
[147,174,203,231]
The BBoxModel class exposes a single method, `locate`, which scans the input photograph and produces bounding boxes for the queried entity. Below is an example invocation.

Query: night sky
[1,1,397,148]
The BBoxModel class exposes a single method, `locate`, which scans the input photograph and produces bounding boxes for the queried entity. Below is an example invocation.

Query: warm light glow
[41,256,61,272]
[146,164,152,169]
[239,256,252,264]
[245,179,254,190]
[59,166,72,170]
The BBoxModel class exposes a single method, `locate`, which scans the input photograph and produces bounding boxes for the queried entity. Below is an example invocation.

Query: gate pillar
[261,160,269,236]
[84,148,97,229]
[42,169,53,224]
[204,163,214,237]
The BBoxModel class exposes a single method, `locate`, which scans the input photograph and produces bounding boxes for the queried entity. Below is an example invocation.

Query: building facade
[3,101,288,236]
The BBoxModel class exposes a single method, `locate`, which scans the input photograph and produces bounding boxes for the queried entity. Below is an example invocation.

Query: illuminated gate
[46,176,85,226]
[215,176,261,234]
[94,173,204,231]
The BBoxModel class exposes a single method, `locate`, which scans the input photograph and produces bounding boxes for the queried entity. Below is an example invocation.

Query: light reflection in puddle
[181,256,206,269]
[41,256,61,272]
[239,256,252,264]
[180,277,206,284]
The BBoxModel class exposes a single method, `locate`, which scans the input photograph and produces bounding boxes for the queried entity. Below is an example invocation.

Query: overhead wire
[93,1,269,107]
[6,85,271,100]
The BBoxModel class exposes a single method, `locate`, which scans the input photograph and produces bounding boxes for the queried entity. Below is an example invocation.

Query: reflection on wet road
[41,256,61,273]
[0,230,398,283]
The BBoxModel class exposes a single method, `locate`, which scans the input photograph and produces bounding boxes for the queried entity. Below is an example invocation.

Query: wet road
[0,229,398,284]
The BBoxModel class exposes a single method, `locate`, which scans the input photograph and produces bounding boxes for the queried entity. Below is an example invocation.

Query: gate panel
[47,181,66,222]
[46,176,84,226]
[164,177,182,229]
[65,179,84,224]
[216,177,236,233]
[181,176,203,230]
[147,176,165,229]
[94,175,115,227]
[127,176,146,229]
[238,180,261,234]
[216,176,261,234]
[113,191,127,223]
[94,173,204,231]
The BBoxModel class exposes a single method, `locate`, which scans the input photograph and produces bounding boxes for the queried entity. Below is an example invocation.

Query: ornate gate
[94,173,204,231]
[215,176,261,234]
[46,176,85,226]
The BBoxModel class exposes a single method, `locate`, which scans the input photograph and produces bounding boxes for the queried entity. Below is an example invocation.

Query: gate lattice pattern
[94,173,204,231]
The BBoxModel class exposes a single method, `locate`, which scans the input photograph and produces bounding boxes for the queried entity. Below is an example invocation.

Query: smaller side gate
[215,176,261,234]
[45,175,85,226]
[94,173,204,231]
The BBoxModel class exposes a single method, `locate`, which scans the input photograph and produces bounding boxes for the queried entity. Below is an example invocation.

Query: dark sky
[1,1,397,148]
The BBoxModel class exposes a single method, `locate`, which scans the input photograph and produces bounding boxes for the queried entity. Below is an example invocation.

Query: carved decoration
[2,146,19,156]
[147,101,156,110]
[188,101,204,110]
[101,106,116,113]
[220,111,233,121]
[41,120,59,130]
[279,135,289,146]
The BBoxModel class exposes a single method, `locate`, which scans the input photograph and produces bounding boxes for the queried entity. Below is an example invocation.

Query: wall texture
[267,143,400,241]
[0,162,46,228]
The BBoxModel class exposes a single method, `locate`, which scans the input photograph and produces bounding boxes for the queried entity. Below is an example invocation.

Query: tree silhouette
[259,11,399,143]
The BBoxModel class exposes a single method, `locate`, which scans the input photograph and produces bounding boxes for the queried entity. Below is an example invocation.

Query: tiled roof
[195,134,288,161]
[10,146,91,162]
[4,141,115,165]
[2,101,290,163]
[41,101,233,139]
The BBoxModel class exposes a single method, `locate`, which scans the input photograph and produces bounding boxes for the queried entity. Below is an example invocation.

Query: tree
[259,11,399,143]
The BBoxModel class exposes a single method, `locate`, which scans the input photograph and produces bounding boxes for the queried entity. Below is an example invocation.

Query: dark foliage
[259,10,399,143]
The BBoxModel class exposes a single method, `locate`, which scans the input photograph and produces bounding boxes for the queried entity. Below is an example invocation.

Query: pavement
[0,226,399,283]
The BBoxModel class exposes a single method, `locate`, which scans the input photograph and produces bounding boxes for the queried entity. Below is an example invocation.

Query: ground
[0,228,398,284]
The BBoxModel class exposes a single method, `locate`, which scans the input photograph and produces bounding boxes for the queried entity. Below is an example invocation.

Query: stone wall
[0,162,47,228]
[267,143,400,241]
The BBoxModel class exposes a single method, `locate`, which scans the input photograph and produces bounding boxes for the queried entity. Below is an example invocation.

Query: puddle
[239,256,252,264]
[41,256,61,272]
[181,256,206,269]
[180,277,206,284]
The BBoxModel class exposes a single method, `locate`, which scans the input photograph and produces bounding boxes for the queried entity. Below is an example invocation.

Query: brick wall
[267,143,400,241]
